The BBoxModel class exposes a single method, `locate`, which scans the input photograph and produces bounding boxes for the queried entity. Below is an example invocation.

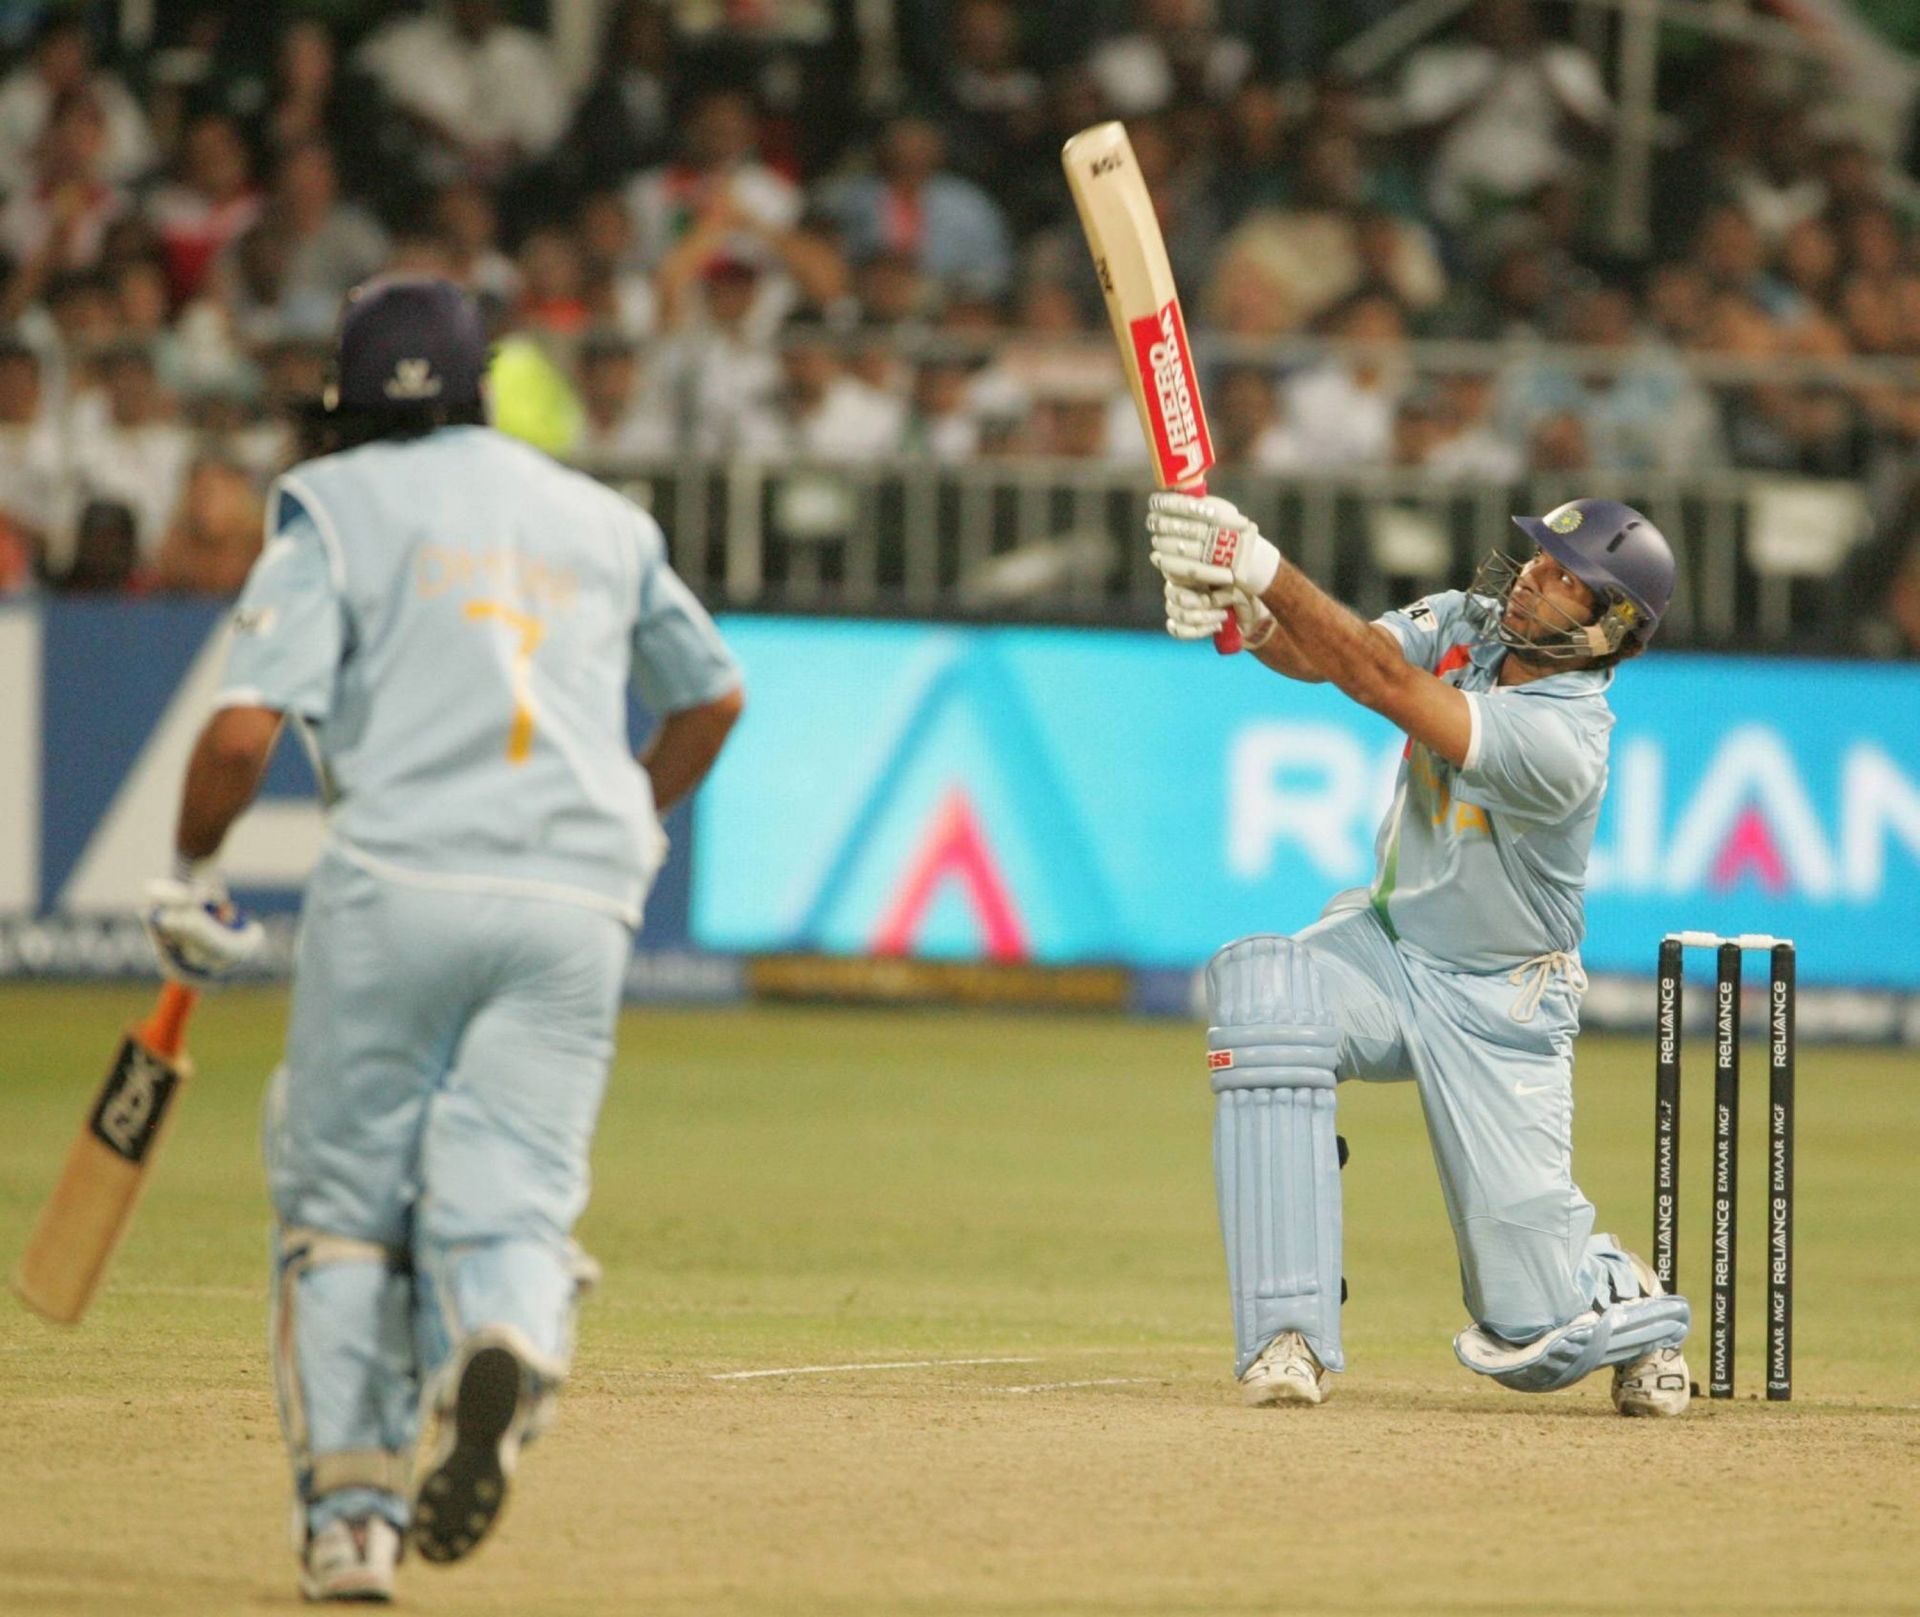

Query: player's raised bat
[12,982,198,1323]
[1061,119,1237,654]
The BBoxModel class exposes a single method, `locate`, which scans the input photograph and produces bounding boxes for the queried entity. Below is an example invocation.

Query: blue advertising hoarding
[6,601,1919,998]
[691,618,1920,989]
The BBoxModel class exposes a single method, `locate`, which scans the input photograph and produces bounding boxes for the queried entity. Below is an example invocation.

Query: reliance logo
[1227,720,1920,901]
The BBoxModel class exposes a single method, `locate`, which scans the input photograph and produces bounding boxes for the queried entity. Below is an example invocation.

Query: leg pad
[1207,936,1346,1377]
[1454,1293,1692,1392]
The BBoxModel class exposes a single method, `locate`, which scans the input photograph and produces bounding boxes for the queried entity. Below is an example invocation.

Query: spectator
[146,110,262,306]
[1211,364,1308,471]
[1282,292,1410,466]
[355,0,568,187]
[1087,0,1253,117]
[515,227,591,338]
[265,141,389,325]
[1204,129,1440,337]
[1527,408,1591,471]
[1213,80,1295,222]
[1689,203,1795,319]
[939,0,1045,189]
[656,256,780,455]
[570,328,675,465]
[149,454,262,595]
[819,115,1013,299]
[1645,261,1712,346]
[57,497,138,593]
[432,179,519,303]
[563,0,676,189]
[1728,104,1828,245]
[0,334,69,575]
[625,88,800,274]
[1778,216,1843,324]
[1396,0,1608,229]
[856,249,936,328]
[258,20,342,160]
[0,89,127,321]
[0,15,152,195]
[899,354,981,462]
[213,216,299,347]
[1422,371,1525,482]
[576,190,660,339]
[1503,286,1718,473]
[66,341,193,560]
[736,323,904,459]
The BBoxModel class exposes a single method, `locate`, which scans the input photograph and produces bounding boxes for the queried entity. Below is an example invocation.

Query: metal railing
[593,455,1883,652]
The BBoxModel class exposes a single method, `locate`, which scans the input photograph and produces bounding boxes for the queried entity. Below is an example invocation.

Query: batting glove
[1147,491,1282,599]
[1162,573,1277,649]
[144,860,263,985]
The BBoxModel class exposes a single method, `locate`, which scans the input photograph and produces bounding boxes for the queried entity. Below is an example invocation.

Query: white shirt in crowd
[0,414,73,561]
[0,66,152,192]
[64,396,193,562]
[1283,363,1404,467]
[736,376,905,461]
[1399,42,1609,223]
[356,9,568,163]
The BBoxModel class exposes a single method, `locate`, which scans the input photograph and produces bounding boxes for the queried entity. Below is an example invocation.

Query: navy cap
[331,275,487,412]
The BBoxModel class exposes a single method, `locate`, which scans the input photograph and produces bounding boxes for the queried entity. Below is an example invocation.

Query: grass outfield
[3,983,1917,1615]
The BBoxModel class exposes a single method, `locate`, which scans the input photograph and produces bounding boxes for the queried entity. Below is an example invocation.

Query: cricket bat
[12,982,198,1323]
[1061,120,1238,654]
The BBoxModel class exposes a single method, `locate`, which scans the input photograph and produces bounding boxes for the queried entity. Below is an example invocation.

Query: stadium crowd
[0,0,1916,646]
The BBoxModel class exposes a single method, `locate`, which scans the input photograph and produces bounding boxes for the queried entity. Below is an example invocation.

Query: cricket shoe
[412,1326,539,1564]
[1611,1344,1691,1417]
[301,1516,400,1603]
[1239,1330,1329,1407]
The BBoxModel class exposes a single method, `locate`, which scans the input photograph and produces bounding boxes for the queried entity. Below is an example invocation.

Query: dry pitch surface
[3,986,1917,1616]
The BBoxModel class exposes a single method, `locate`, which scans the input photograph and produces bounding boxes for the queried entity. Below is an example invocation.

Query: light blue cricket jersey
[1367,589,1615,973]
[217,426,740,927]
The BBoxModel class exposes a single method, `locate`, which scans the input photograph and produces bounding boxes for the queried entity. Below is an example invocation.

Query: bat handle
[140,982,197,1060]
[1186,479,1242,655]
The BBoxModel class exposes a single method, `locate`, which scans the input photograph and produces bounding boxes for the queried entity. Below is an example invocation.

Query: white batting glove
[144,860,263,985]
[1163,574,1277,649]
[1147,491,1282,599]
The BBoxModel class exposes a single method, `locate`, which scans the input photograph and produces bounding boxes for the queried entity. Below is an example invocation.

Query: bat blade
[1062,120,1237,653]
[11,983,197,1324]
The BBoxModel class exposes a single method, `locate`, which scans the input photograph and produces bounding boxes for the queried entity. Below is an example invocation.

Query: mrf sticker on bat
[88,1039,181,1163]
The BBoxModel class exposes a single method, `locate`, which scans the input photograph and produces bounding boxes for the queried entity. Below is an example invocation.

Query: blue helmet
[328,275,488,414]
[1501,498,1677,656]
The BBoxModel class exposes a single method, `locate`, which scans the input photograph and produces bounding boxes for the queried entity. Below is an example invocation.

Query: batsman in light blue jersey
[1148,490,1693,1417]
[144,278,742,1601]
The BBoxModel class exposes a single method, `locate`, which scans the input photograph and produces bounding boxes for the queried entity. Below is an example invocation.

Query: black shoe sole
[412,1344,523,1564]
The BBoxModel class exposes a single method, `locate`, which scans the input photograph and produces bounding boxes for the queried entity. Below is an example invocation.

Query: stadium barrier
[597,457,1877,653]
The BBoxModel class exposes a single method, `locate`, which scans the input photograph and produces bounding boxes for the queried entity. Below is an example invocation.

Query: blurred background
[2,0,1918,1036]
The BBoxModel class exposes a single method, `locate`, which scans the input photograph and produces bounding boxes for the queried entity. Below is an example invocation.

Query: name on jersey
[1408,744,1490,839]
[416,545,579,611]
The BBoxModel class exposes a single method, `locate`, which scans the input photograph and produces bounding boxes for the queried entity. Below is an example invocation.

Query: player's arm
[1259,561,1472,765]
[148,493,344,983]
[175,706,283,859]
[629,521,747,813]
[641,685,744,813]
[1162,565,1401,687]
[1148,492,1473,765]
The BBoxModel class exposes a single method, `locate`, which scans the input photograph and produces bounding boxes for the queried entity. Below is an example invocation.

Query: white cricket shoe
[412,1327,538,1564]
[1239,1330,1329,1407]
[1611,1344,1692,1417]
[300,1516,399,1603]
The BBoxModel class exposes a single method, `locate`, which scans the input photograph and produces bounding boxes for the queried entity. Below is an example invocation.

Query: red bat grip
[1184,479,1241,655]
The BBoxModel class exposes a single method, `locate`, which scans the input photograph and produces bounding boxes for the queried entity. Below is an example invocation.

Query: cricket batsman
[142,276,744,1600]
[1148,490,1690,1417]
